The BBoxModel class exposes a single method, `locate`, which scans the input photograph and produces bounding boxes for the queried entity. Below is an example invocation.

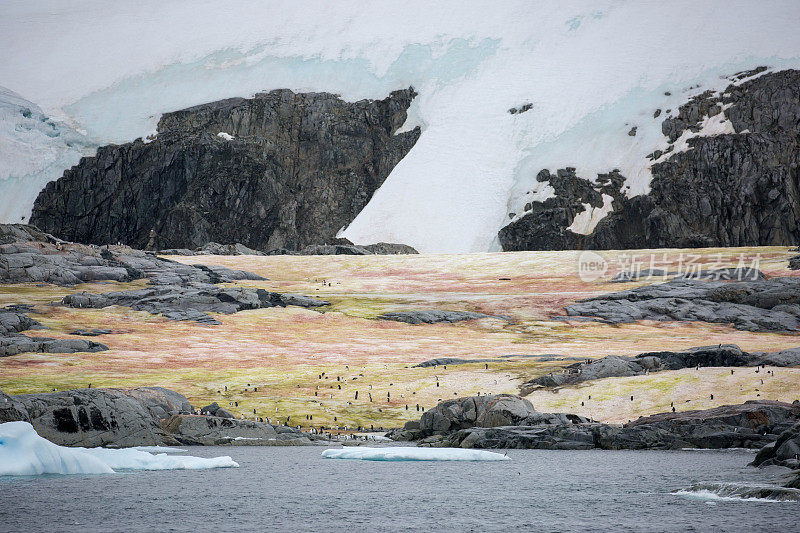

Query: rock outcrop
[563,276,800,332]
[1,387,315,447]
[31,89,420,251]
[378,310,496,324]
[411,357,504,368]
[162,414,315,446]
[6,387,192,447]
[268,241,419,256]
[388,394,586,442]
[752,420,800,469]
[0,306,108,357]
[390,395,800,451]
[523,344,800,391]
[160,239,419,256]
[500,69,800,250]
[0,228,263,287]
[0,224,328,325]
[62,286,328,325]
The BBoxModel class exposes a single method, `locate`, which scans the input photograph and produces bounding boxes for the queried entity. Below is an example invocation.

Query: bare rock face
[415,394,539,435]
[1,386,316,447]
[500,69,800,250]
[523,344,800,392]
[31,88,420,251]
[8,387,192,447]
[752,421,800,469]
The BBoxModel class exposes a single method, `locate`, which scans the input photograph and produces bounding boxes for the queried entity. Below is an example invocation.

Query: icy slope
[2,1,800,251]
[0,421,238,476]
[0,87,93,223]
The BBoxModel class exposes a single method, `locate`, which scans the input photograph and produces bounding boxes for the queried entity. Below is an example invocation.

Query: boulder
[414,395,538,436]
[199,402,234,419]
[752,422,800,468]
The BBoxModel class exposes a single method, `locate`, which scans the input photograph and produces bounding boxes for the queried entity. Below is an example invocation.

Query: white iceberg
[0,421,238,476]
[322,446,510,462]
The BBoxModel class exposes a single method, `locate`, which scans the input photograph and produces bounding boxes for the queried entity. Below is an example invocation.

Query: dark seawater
[2,446,798,532]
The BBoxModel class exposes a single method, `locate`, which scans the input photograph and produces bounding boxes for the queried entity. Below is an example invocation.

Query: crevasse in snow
[1,1,800,251]
[0,421,238,476]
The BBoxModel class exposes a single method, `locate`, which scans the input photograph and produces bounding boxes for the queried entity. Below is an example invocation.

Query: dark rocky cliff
[500,69,800,250]
[30,89,420,250]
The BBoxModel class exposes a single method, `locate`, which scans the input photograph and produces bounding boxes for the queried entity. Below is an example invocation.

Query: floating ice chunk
[217,132,234,140]
[81,447,239,471]
[0,421,113,476]
[321,446,510,461]
[0,422,238,476]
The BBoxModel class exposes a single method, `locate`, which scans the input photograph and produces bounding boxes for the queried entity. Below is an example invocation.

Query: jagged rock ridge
[500,69,800,250]
[30,88,420,251]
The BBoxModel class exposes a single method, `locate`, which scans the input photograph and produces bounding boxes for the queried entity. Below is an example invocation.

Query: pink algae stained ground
[0,247,798,428]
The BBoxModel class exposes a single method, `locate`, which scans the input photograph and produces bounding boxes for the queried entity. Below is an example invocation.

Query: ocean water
[1,446,797,532]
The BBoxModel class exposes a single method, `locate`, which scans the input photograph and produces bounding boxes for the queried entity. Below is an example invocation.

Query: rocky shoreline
[388,394,800,451]
[0,386,321,447]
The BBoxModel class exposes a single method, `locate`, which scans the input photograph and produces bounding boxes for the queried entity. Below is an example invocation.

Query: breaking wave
[674,482,800,503]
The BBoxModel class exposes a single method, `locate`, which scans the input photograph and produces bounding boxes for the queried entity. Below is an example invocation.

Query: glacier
[2,1,800,251]
[0,87,93,223]
[0,421,238,476]
[321,446,510,462]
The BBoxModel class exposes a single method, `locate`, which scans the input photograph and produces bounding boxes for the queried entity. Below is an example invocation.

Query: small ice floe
[217,132,234,140]
[674,483,800,503]
[0,421,238,476]
[321,446,510,462]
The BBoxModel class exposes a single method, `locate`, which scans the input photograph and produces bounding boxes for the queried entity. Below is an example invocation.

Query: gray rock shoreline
[0,387,320,447]
[388,394,800,451]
